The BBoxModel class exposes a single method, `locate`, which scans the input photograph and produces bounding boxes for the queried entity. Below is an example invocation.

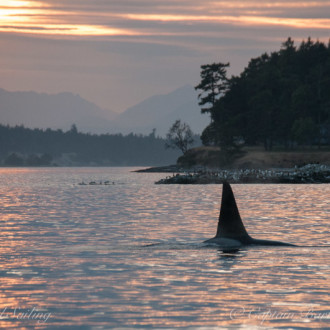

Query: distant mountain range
[110,85,209,136]
[0,88,116,133]
[0,85,209,136]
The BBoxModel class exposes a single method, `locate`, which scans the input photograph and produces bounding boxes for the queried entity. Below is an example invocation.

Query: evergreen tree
[195,62,230,114]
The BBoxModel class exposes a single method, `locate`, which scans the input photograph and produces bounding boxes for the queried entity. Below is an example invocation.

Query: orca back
[215,182,252,243]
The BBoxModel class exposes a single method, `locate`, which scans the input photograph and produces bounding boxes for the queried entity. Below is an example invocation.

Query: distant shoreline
[134,165,182,173]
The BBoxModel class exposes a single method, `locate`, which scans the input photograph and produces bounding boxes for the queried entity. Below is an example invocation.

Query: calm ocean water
[0,167,329,329]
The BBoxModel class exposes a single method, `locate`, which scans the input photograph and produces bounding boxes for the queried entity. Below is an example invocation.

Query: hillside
[0,124,181,166]
[0,85,208,136]
[110,85,209,136]
[0,88,116,133]
[177,146,330,169]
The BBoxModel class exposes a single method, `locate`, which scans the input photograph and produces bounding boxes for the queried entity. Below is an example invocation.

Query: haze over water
[0,167,329,329]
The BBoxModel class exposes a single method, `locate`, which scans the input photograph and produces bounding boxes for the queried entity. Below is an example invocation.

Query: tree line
[195,38,330,151]
[0,124,182,166]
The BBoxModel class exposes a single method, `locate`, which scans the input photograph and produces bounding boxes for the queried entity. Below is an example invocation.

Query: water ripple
[0,168,329,328]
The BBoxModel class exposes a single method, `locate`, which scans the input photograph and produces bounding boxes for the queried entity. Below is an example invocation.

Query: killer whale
[204,182,295,247]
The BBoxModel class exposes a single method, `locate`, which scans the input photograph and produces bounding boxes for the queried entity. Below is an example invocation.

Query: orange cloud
[0,1,140,36]
[118,13,330,29]
[208,1,330,9]
[1,0,330,38]
[0,24,140,36]
[238,16,330,29]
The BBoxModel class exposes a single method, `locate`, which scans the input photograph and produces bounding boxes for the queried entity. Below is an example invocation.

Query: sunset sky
[1,0,329,113]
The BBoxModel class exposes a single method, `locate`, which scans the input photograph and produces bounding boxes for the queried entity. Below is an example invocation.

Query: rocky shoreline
[151,164,330,184]
[135,165,182,173]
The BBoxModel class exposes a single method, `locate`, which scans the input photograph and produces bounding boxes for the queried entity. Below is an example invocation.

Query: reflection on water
[0,167,329,328]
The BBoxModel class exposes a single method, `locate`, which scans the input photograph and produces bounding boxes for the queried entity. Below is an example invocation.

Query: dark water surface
[0,167,329,329]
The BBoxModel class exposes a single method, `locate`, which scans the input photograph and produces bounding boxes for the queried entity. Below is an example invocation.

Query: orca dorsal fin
[215,182,251,241]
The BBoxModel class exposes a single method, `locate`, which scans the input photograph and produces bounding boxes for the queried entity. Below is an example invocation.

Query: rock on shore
[155,164,330,184]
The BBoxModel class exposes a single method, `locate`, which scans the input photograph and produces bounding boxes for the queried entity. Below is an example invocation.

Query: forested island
[196,38,330,153]
[0,124,182,166]
[155,38,330,183]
